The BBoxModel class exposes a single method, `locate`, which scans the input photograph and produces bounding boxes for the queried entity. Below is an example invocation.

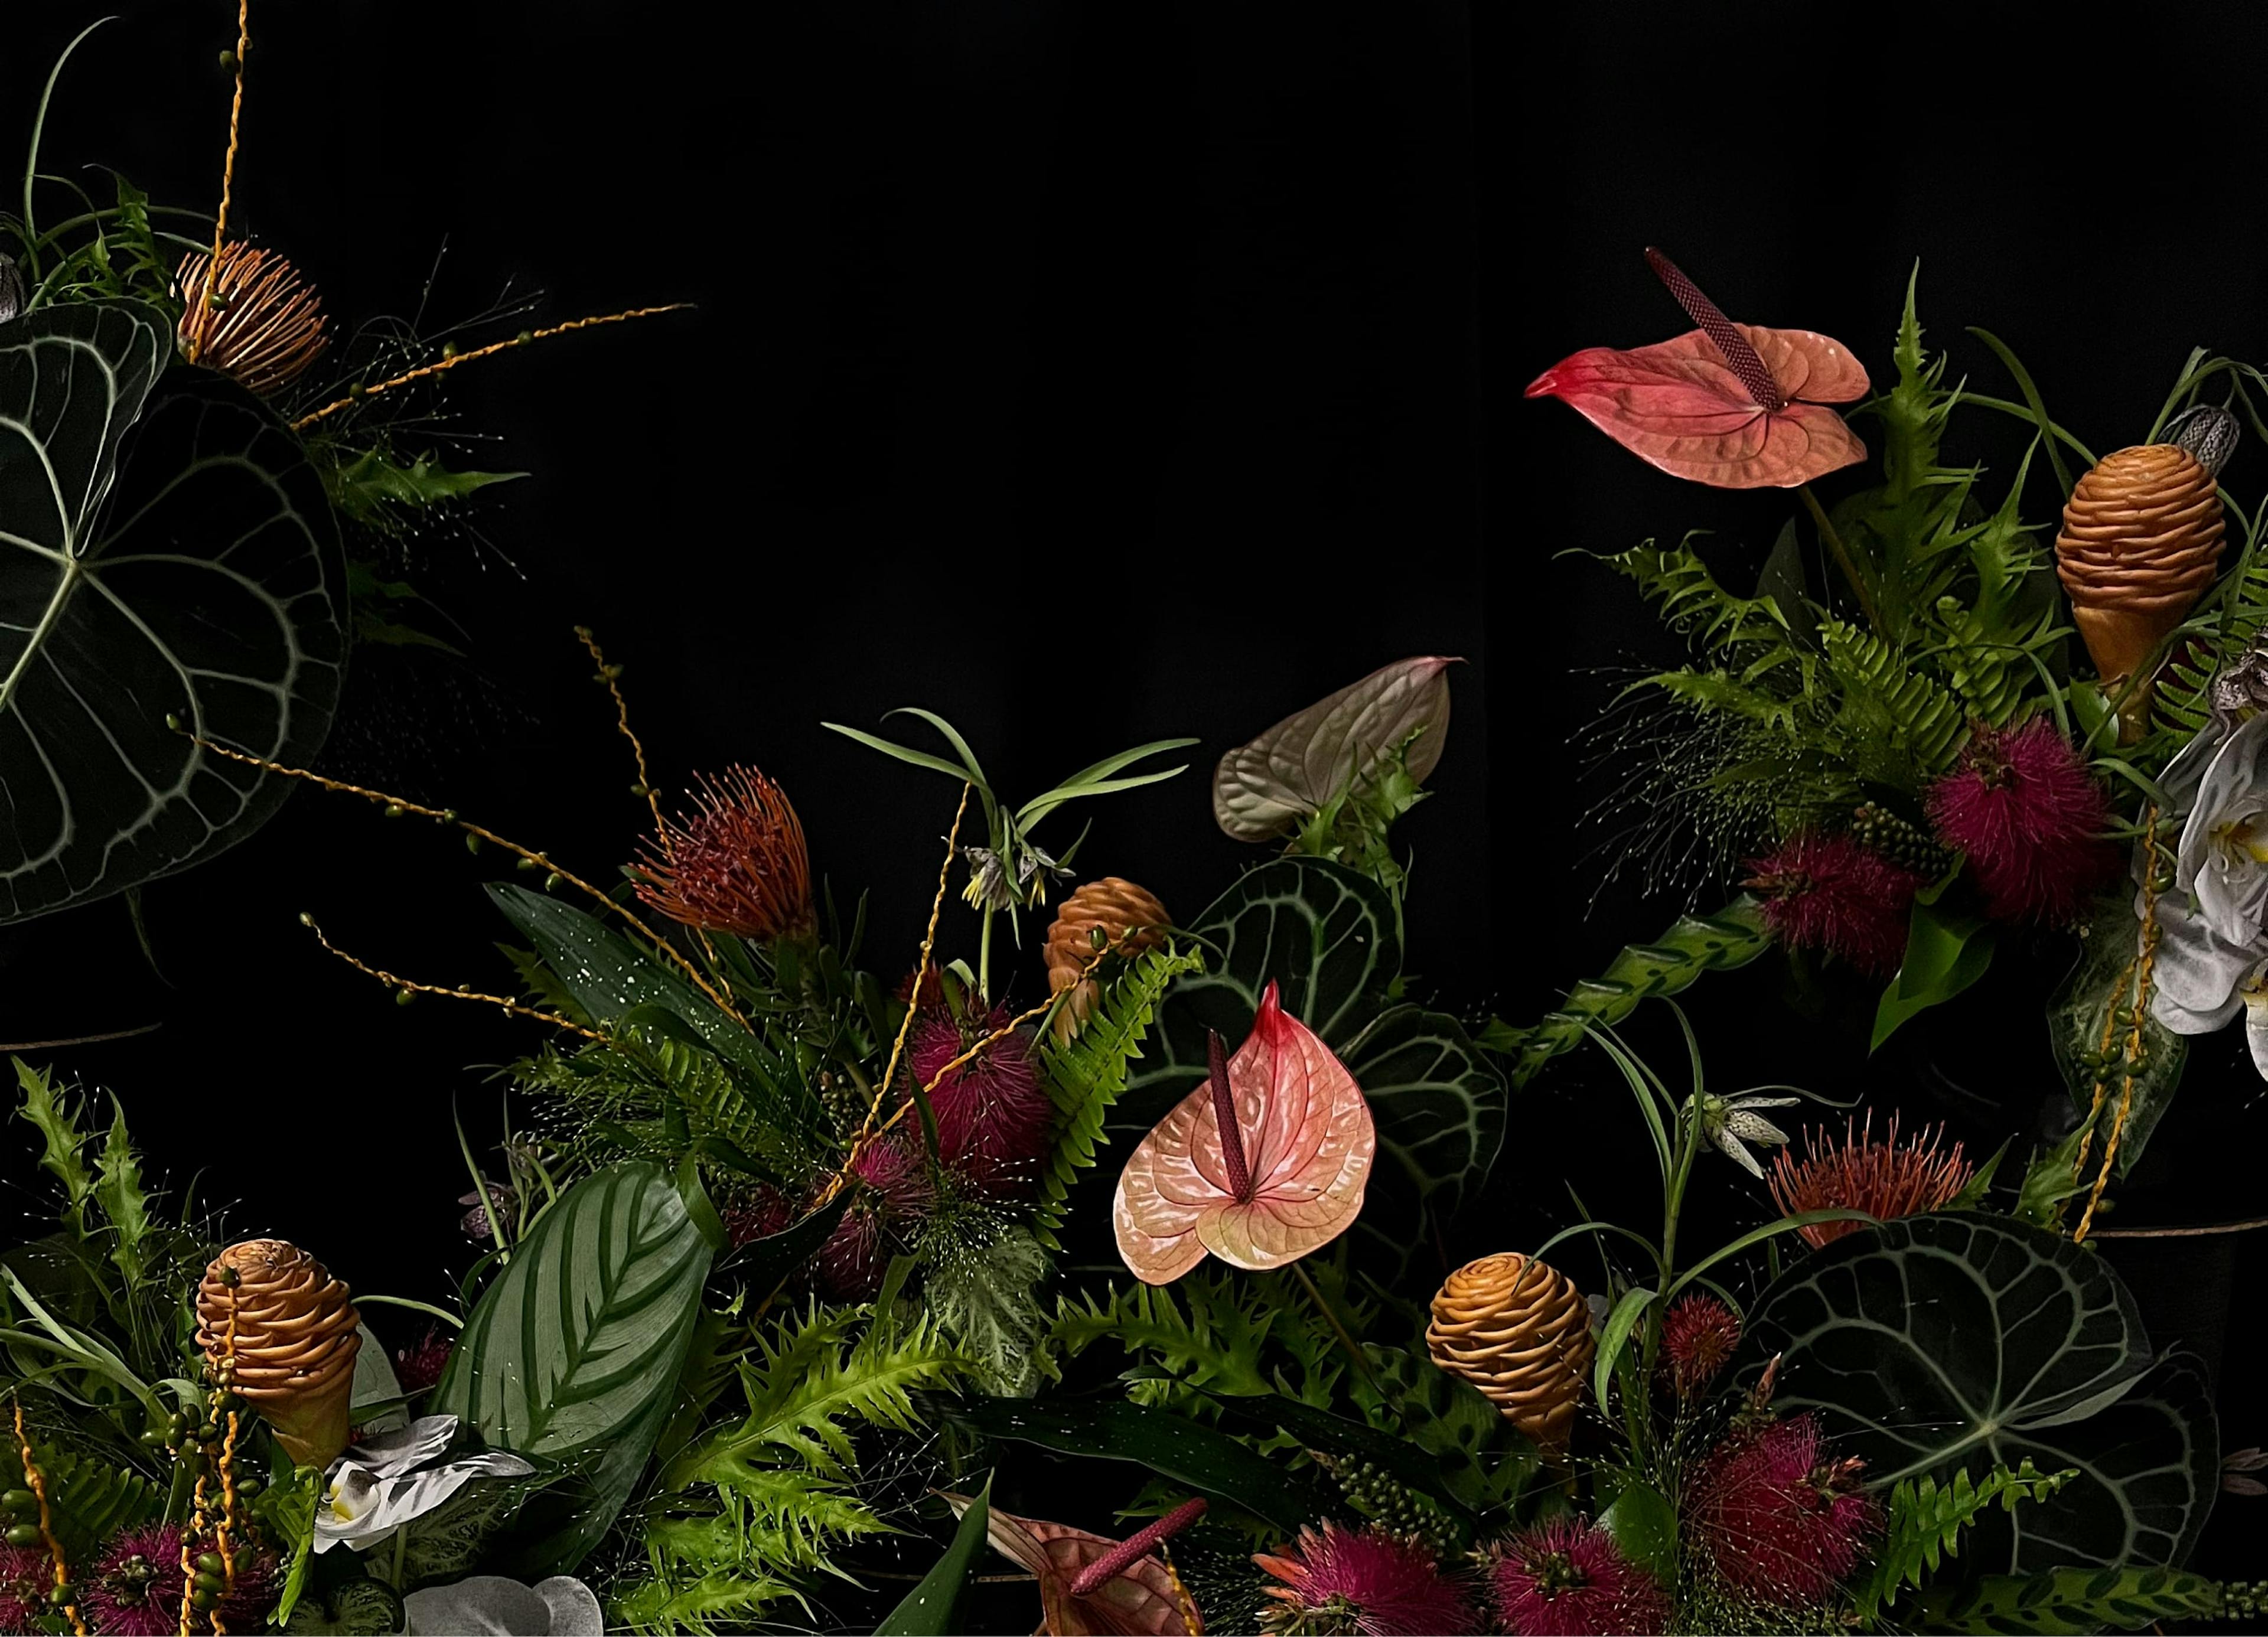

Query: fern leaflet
[1853,1459,2075,1621]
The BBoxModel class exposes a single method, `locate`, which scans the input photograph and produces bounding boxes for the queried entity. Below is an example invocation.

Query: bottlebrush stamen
[1645,247,1787,412]
[1206,1029,1253,1202]
[1068,1498,1208,1597]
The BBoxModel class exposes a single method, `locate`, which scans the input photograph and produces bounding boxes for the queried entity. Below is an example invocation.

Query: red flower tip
[909,1007,1054,1201]
[633,765,816,941]
[1744,832,1923,977]
[1661,1294,1742,1400]
[394,1325,453,1396]
[1485,1515,1669,1637]
[1768,1111,1973,1248]
[1255,1524,1481,1636]
[1687,1413,1881,1607]
[1924,718,2115,924]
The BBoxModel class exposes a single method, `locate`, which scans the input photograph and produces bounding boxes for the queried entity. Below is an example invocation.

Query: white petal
[535,1579,604,1636]
[1725,1110,1790,1146]
[1728,1095,1801,1110]
[313,1452,535,1554]
[340,1414,460,1480]
[1712,1125,1765,1179]
[405,1577,556,1635]
[2150,895,2262,1023]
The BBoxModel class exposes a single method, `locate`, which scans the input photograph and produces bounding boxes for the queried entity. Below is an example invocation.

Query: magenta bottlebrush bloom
[1925,718,2115,924]
[721,1183,797,1250]
[82,1525,184,1636]
[1744,832,1922,976]
[1254,1523,1482,1636]
[1486,1516,1669,1637]
[815,1134,932,1300]
[0,1544,51,1631]
[1687,1413,1881,1606]
[1660,1294,1742,1401]
[910,1006,1054,1198]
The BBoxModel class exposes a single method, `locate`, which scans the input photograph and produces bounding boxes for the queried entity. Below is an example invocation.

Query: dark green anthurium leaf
[0,303,347,921]
[431,1160,713,1574]
[1914,1565,2232,1634]
[1117,857,1504,1275]
[947,1396,1329,1532]
[1736,1213,2217,1574]
[1872,891,1995,1051]
[875,1475,992,1636]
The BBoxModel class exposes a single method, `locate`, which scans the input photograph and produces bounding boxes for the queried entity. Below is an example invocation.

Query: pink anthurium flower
[1526,248,1870,488]
[945,1493,1208,1636]
[1113,981,1374,1284]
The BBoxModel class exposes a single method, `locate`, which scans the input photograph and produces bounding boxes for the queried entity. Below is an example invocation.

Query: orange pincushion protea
[175,243,329,396]
[634,765,814,940]
[1767,1112,1973,1249]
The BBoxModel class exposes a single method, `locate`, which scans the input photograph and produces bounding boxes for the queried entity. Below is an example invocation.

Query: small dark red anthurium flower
[1527,249,1870,488]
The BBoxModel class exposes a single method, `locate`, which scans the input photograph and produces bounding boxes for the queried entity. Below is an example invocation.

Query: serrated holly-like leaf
[1736,1213,2217,1574]
[0,302,346,921]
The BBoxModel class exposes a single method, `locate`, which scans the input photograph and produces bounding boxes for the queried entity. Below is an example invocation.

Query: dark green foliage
[1855,1460,2077,1622]
[1915,1566,2239,1633]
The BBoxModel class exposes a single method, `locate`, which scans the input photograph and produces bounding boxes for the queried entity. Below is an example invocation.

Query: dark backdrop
[5,0,2263,1581]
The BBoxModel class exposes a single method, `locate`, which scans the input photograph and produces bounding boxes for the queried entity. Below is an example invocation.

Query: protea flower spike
[634,765,816,941]
[1768,1111,1973,1248]
[175,243,329,396]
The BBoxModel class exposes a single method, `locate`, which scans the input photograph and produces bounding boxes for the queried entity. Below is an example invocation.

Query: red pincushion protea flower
[1744,832,1924,976]
[1660,1294,1742,1400]
[1485,1516,1668,1637]
[911,1007,1055,1199]
[1687,1414,1881,1606]
[1254,1524,1481,1636]
[634,765,816,941]
[1925,718,2115,924]
[0,1544,51,1632]
[395,1325,453,1396]
[1768,1112,1973,1248]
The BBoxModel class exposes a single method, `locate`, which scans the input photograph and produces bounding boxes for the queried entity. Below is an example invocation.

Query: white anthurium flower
[402,1576,602,1635]
[314,1415,535,1554]
[1695,1093,1799,1179]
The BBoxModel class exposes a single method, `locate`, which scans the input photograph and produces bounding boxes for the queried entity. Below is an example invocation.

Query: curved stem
[1799,483,1883,633]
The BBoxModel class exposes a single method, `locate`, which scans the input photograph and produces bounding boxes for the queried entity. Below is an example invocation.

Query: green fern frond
[1032,944,1204,1249]
[610,1565,802,1634]
[1608,537,1808,669]
[1047,1277,1276,1405]
[0,1442,160,1564]
[1854,1459,2077,1620]
[1820,619,1969,779]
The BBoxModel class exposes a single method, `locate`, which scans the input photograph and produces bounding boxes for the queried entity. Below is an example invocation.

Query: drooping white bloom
[1695,1092,1800,1179]
[2150,713,2268,1039]
[315,1415,535,1554]
[403,1576,602,1635]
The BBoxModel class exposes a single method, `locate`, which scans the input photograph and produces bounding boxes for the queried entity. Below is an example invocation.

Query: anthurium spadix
[1113,981,1375,1284]
[1526,248,1869,488]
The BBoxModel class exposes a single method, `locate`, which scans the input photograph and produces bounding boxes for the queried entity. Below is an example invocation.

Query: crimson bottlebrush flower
[1254,1523,1481,1636]
[1768,1111,1973,1249]
[394,1325,453,1397]
[1485,1516,1668,1637]
[1686,1413,1881,1606]
[721,1183,797,1250]
[633,765,816,941]
[911,1007,1055,1199]
[1925,717,2114,924]
[1744,832,1923,976]
[0,1544,50,1632]
[814,1134,932,1300]
[1661,1294,1742,1400]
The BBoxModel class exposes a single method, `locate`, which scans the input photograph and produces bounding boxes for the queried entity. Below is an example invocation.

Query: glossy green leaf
[1872,893,1996,1051]
[432,1160,713,1574]
[1596,1480,1677,1587]
[875,1475,992,1636]
[1592,1286,1656,1410]
[949,1396,1329,1531]
[1737,1213,2217,1573]
[0,304,347,921]
[322,448,521,524]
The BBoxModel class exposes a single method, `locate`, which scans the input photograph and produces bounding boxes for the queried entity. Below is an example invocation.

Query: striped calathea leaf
[0,299,345,921]
[1122,856,1505,1276]
[1736,1212,2218,1576]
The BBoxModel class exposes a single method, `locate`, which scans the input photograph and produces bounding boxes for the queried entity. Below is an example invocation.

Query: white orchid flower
[2149,712,2268,1045]
[1693,1092,1799,1179]
[402,1576,602,1635]
[314,1415,535,1554]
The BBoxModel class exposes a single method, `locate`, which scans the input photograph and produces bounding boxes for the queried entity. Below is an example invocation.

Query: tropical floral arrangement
[3,6,2265,1633]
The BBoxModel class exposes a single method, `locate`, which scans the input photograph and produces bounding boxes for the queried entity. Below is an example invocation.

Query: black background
[5,0,2264,1592]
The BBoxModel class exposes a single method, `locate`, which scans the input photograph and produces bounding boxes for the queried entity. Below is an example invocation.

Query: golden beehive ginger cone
[1044,878,1169,1038]
[2056,442,2225,687]
[196,1240,361,1469]
[1426,1252,1594,1456]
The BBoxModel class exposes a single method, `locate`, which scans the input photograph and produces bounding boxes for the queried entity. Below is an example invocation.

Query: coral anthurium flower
[1526,249,1869,488]
[1113,982,1374,1284]
[947,1494,1208,1636]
